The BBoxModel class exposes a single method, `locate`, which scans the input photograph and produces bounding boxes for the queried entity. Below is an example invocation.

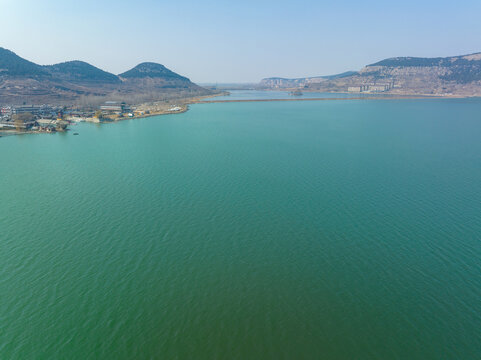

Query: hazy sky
[1,0,480,83]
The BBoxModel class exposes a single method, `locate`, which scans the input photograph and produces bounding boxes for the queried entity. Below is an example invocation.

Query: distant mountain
[118,62,209,97]
[259,53,481,96]
[366,53,481,84]
[260,71,357,88]
[0,47,212,105]
[44,61,120,83]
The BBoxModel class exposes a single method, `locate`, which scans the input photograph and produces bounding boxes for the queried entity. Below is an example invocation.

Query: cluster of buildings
[0,99,182,131]
[97,101,138,120]
[0,101,137,131]
[1,105,62,117]
[0,105,67,131]
[99,101,131,114]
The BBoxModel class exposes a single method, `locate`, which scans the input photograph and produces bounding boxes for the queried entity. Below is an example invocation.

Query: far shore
[255,87,480,98]
[192,94,468,105]
[194,96,420,104]
[114,92,472,122]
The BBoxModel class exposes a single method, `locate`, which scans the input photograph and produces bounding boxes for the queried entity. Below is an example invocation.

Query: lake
[1,93,480,359]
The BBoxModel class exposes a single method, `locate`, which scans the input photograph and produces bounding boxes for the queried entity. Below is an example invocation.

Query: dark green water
[1,96,481,359]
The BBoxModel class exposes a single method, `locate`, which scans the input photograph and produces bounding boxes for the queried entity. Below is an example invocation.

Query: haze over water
[1,93,481,359]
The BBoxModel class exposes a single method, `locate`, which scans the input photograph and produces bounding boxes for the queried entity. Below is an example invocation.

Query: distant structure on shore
[348,82,394,93]
[100,101,130,113]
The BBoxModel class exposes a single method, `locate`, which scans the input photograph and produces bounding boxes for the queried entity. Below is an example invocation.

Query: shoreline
[131,92,475,120]
[0,91,476,137]
[94,92,227,122]
[257,87,479,98]
[104,92,468,123]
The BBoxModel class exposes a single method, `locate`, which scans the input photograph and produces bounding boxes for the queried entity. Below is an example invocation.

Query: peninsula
[0,47,219,133]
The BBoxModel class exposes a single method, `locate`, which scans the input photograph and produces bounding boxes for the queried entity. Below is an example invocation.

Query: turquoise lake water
[204,89,373,101]
[1,94,481,359]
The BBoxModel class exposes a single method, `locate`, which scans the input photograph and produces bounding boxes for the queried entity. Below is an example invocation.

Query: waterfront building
[12,105,42,115]
[348,83,393,93]
[0,117,36,129]
[100,101,130,113]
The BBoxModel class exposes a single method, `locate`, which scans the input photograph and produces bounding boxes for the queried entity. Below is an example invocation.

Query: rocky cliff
[259,53,481,96]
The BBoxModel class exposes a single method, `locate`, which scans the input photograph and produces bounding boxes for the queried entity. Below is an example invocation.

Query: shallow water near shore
[1,94,481,359]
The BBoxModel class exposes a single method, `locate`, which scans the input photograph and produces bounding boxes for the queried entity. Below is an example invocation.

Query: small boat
[290,89,303,96]
[73,133,79,135]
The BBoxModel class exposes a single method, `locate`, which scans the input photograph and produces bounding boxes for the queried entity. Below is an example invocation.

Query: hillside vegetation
[0,47,212,105]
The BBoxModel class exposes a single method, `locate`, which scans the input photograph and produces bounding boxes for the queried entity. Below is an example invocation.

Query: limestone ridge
[260,53,481,96]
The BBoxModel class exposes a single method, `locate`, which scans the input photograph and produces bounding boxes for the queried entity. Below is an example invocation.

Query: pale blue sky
[1,0,480,82]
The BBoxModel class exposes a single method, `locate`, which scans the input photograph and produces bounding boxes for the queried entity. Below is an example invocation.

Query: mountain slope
[260,71,358,88]
[0,47,212,105]
[365,53,481,84]
[259,53,481,96]
[119,62,211,96]
[0,48,50,78]
[44,61,120,83]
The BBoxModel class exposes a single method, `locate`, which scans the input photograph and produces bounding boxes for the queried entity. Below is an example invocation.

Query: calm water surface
[1,94,481,359]
[205,89,370,101]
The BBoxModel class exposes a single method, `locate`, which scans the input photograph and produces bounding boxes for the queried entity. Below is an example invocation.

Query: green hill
[119,62,189,81]
[0,47,50,77]
[44,61,120,83]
